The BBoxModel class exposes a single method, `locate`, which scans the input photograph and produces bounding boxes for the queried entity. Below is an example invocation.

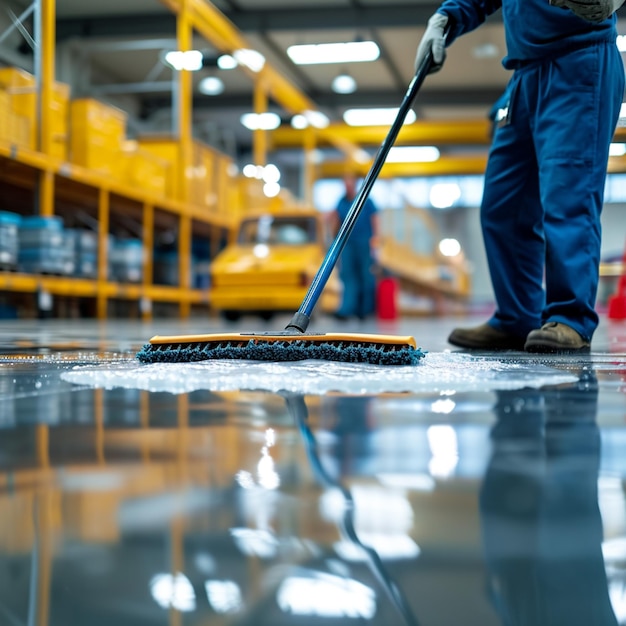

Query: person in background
[414,0,625,352]
[331,175,379,321]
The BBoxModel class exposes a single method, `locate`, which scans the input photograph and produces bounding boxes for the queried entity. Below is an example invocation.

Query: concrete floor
[0,312,626,625]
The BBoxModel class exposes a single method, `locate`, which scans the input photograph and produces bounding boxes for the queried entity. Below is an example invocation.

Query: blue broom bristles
[136,339,425,366]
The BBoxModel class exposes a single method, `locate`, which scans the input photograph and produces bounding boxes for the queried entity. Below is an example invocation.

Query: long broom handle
[286,49,435,333]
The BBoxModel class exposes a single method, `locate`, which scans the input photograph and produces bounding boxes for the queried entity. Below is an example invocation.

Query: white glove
[549,0,624,22]
[414,13,448,74]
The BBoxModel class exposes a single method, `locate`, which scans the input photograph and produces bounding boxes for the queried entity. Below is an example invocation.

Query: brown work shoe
[524,322,590,353]
[448,323,526,350]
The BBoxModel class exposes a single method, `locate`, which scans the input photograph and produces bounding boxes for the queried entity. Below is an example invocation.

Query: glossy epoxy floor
[1,313,626,626]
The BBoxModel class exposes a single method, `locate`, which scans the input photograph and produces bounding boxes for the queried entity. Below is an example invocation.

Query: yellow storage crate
[135,137,179,198]
[70,98,127,178]
[0,67,70,158]
[215,154,238,219]
[189,142,215,207]
[49,82,70,160]
[237,176,272,216]
[134,137,237,207]
[0,90,10,143]
[0,68,35,150]
[122,140,172,197]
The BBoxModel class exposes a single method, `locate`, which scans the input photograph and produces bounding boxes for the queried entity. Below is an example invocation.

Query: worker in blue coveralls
[415,0,625,352]
[331,175,379,320]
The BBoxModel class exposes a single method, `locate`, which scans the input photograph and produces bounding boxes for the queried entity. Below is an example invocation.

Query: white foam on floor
[61,352,578,395]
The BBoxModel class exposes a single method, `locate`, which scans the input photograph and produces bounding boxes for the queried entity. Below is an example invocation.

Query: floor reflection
[481,370,618,626]
[0,351,623,624]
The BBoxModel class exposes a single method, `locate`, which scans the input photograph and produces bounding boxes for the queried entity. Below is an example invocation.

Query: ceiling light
[240,112,281,131]
[163,50,203,71]
[439,238,462,257]
[355,148,371,164]
[217,54,237,69]
[387,146,440,163]
[287,41,380,65]
[263,182,281,198]
[430,183,461,209]
[332,72,357,94]
[262,164,281,184]
[617,35,626,52]
[610,143,626,157]
[343,107,417,127]
[304,110,330,129]
[291,114,308,129]
[242,164,259,178]
[233,48,266,73]
[198,76,224,96]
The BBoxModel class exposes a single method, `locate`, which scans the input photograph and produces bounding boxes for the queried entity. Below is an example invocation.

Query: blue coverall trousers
[483,42,625,342]
[337,239,376,319]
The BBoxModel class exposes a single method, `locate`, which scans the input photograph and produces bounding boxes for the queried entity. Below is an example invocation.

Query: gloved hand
[549,0,624,22]
[414,13,448,74]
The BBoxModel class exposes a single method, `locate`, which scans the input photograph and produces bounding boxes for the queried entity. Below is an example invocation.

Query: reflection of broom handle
[283,393,421,626]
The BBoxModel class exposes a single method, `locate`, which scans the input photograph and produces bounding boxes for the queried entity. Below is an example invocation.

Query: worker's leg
[481,73,545,338]
[534,43,625,340]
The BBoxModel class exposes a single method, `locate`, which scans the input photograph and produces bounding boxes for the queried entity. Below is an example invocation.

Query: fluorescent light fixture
[343,107,417,127]
[287,41,380,65]
[164,50,203,71]
[291,114,308,129]
[217,54,237,69]
[355,148,371,164]
[304,110,330,129]
[332,73,357,94]
[240,112,281,130]
[198,76,224,95]
[617,35,626,52]
[242,163,258,178]
[262,164,281,184]
[233,48,266,72]
[387,146,440,163]
[242,164,279,182]
[263,182,281,198]
[610,143,626,157]
[429,182,461,209]
[439,237,462,257]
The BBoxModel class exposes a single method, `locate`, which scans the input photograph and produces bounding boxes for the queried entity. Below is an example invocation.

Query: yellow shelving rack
[0,0,249,321]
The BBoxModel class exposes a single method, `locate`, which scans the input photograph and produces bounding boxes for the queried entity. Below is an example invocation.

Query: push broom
[137,50,437,367]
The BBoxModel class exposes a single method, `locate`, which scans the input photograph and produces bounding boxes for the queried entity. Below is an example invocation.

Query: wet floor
[0,314,626,625]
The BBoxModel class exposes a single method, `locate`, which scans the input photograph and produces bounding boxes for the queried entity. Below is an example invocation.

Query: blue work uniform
[438,0,625,341]
[335,195,378,318]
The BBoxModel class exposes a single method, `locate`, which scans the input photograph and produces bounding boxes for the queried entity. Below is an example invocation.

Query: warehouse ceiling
[2,0,626,163]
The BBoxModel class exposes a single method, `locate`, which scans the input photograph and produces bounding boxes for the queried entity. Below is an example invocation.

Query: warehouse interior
[1,1,626,625]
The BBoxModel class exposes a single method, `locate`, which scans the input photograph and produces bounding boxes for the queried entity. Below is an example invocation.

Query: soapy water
[61,352,579,396]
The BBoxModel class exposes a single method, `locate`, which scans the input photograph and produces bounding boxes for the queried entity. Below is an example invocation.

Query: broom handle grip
[294,50,435,325]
